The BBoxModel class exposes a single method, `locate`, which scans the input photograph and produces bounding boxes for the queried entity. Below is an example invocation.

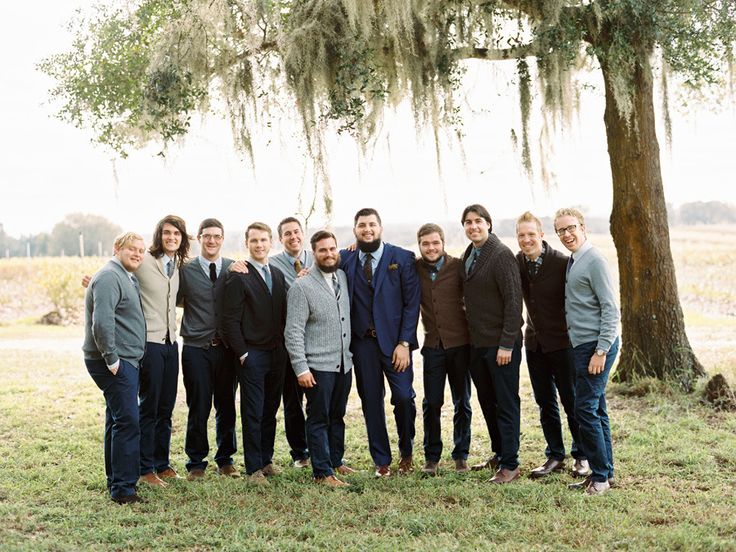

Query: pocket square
[388,263,399,270]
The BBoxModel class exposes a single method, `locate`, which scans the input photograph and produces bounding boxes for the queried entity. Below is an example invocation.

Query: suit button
[343,333,346,337]
[342,317,345,321]
[336,364,340,369]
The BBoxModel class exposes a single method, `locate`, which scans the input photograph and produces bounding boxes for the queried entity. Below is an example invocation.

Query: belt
[210,336,222,347]
[364,328,377,338]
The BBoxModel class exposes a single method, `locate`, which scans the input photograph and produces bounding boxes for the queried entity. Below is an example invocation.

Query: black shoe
[112,493,145,505]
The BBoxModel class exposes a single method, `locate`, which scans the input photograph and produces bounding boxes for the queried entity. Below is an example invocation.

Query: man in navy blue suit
[340,208,421,477]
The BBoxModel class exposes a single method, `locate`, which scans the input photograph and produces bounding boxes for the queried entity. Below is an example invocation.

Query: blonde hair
[113,231,144,251]
[515,211,543,233]
[553,207,585,227]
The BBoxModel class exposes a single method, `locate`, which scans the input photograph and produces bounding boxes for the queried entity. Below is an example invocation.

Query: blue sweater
[564,241,620,351]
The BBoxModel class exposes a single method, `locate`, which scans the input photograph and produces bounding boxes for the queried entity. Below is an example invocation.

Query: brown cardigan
[516,242,571,353]
[416,255,470,349]
[462,234,523,349]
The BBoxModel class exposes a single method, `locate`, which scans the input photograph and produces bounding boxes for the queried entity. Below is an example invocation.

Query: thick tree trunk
[598,54,704,390]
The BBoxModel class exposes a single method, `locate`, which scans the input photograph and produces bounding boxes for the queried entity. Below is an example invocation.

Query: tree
[49,213,122,257]
[41,1,736,389]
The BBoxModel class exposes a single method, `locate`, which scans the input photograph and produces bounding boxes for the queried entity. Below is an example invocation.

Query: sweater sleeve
[91,272,123,366]
[495,249,524,349]
[590,254,620,352]
[284,283,310,377]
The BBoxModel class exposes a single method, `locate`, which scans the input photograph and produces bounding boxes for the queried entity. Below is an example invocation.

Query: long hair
[149,215,191,266]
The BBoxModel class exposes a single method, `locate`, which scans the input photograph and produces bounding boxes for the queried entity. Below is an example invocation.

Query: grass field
[1,227,735,550]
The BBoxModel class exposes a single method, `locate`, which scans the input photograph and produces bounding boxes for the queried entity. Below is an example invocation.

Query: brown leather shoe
[157,467,183,480]
[217,464,240,478]
[335,464,356,475]
[375,465,391,478]
[455,459,470,473]
[471,455,500,471]
[293,458,310,469]
[572,459,592,477]
[112,493,145,504]
[261,463,280,477]
[530,458,566,479]
[421,461,439,476]
[398,456,413,475]
[247,470,269,485]
[187,468,206,481]
[585,480,611,495]
[138,472,167,487]
[315,475,350,488]
[490,467,520,484]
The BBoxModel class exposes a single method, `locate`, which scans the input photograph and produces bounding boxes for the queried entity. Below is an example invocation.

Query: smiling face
[313,236,340,273]
[246,229,272,263]
[198,226,224,261]
[161,223,182,256]
[516,221,544,260]
[419,232,444,264]
[116,238,146,272]
[353,214,383,244]
[463,211,491,246]
[279,221,304,257]
[554,214,586,253]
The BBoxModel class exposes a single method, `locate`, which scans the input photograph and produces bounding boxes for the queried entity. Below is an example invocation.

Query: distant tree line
[0,214,121,258]
[668,201,736,225]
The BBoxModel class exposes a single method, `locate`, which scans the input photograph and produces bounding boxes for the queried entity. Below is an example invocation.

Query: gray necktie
[262,265,272,293]
[166,259,174,278]
[332,273,340,299]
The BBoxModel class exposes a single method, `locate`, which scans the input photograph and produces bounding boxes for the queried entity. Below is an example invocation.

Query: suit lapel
[373,244,391,295]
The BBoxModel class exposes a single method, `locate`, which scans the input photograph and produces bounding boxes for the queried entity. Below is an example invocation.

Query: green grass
[1,334,735,551]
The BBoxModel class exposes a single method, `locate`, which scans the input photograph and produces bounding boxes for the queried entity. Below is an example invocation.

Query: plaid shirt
[526,243,546,278]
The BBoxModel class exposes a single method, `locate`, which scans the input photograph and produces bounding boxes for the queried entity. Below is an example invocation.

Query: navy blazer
[340,243,421,357]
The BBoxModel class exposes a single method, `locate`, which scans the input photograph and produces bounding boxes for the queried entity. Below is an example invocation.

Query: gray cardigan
[83,259,146,366]
[284,268,352,376]
[565,241,620,352]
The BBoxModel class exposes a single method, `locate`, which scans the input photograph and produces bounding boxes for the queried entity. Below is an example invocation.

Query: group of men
[83,204,620,504]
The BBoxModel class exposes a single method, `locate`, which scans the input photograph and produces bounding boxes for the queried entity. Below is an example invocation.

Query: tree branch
[453,44,538,62]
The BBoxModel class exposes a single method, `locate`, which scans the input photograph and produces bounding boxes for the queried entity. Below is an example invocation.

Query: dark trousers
[283,360,309,462]
[304,368,353,478]
[182,344,238,471]
[352,337,416,467]
[526,346,583,461]
[469,342,522,471]
[86,358,140,499]
[421,345,472,462]
[139,341,179,474]
[573,338,620,483]
[238,346,286,475]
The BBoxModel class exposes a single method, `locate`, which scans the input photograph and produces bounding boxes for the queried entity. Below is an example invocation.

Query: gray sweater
[83,259,146,366]
[270,249,314,288]
[178,257,233,348]
[284,268,352,376]
[565,241,620,351]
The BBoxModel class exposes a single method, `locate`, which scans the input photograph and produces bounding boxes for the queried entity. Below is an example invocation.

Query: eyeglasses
[200,234,224,241]
[555,224,578,237]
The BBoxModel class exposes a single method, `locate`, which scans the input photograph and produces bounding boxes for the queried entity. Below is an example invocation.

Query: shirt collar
[199,255,222,271]
[249,258,269,271]
[111,257,135,281]
[358,241,385,264]
[572,239,593,261]
[286,250,306,266]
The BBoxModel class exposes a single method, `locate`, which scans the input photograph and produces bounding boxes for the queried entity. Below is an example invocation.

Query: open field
[0,226,735,550]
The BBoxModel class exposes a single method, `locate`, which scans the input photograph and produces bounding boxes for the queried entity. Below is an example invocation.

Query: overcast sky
[2,1,735,239]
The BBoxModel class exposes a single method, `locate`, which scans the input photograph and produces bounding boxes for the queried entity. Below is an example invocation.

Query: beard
[357,238,381,254]
[317,253,341,273]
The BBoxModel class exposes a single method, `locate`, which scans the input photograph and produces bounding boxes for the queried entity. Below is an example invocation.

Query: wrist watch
[595,349,606,357]
[399,341,410,348]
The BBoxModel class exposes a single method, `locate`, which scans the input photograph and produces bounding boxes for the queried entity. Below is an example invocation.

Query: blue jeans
[304,368,353,478]
[421,345,472,462]
[86,358,140,499]
[526,346,583,461]
[572,337,620,482]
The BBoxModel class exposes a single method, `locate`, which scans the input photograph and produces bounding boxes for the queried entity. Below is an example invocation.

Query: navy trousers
[139,341,179,474]
[526,346,583,461]
[573,338,620,483]
[238,346,286,475]
[421,345,472,462]
[469,342,522,471]
[182,344,238,472]
[351,337,416,467]
[304,368,353,478]
[86,358,140,499]
[283,359,309,462]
